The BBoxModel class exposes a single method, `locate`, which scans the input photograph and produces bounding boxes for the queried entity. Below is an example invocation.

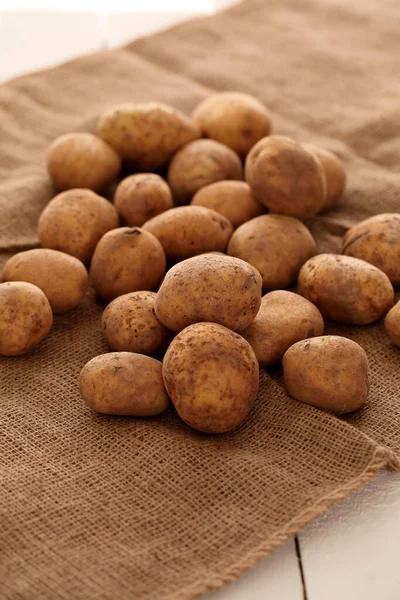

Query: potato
[283,336,369,414]
[79,352,170,416]
[90,227,166,302]
[298,254,394,324]
[245,135,326,219]
[192,92,272,158]
[191,180,264,229]
[342,214,400,285]
[155,254,262,333]
[114,173,173,227]
[167,139,243,205]
[384,301,400,346]
[0,281,52,356]
[227,214,316,290]
[163,322,259,433]
[97,102,200,170]
[241,290,324,365]
[303,143,346,210]
[47,132,121,192]
[2,249,88,313]
[38,189,119,264]
[142,206,233,262]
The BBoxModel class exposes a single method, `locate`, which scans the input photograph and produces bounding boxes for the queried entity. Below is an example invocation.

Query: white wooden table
[1,3,400,598]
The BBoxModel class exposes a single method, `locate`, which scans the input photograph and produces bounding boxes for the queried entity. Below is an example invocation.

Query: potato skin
[241,290,324,365]
[245,135,326,219]
[303,143,346,210]
[114,173,173,227]
[2,249,88,313]
[155,254,262,333]
[227,214,316,290]
[47,132,121,192]
[283,336,369,414]
[79,352,170,416]
[298,254,394,325]
[163,322,259,433]
[142,206,233,261]
[385,301,400,346]
[0,281,52,356]
[38,189,119,264]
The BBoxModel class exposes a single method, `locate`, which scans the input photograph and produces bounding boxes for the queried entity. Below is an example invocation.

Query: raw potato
[163,322,259,433]
[114,173,173,227]
[47,132,121,192]
[241,290,324,365]
[191,181,264,229]
[0,282,52,356]
[102,291,171,355]
[298,254,394,325]
[97,102,200,170]
[167,139,243,205]
[303,143,346,210]
[227,214,316,290]
[38,189,119,264]
[283,336,369,414]
[245,135,326,219]
[79,352,170,416]
[90,227,166,302]
[143,206,233,262]
[385,301,400,346]
[342,214,400,285]
[192,92,272,158]
[2,249,88,313]
[155,254,262,333]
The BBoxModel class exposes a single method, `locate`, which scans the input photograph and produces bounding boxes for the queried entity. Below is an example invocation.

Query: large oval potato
[303,143,346,210]
[227,214,316,290]
[114,173,173,227]
[163,322,259,433]
[79,352,170,416]
[384,301,400,346]
[298,254,394,324]
[283,336,369,414]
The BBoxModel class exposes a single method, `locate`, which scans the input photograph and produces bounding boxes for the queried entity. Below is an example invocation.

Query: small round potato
[163,322,259,433]
[192,92,272,158]
[38,189,119,264]
[241,290,324,365]
[384,301,400,346]
[114,173,173,227]
[245,135,326,219]
[47,132,121,192]
[90,227,166,302]
[2,249,88,313]
[79,352,170,416]
[142,206,233,262]
[167,139,243,205]
[191,180,264,229]
[303,143,346,210]
[0,281,52,356]
[227,214,316,290]
[155,254,262,333]
[283,336,369,414]
[298,254,394,325]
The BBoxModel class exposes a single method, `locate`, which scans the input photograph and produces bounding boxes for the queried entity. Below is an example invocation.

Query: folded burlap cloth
[1,1,400,598]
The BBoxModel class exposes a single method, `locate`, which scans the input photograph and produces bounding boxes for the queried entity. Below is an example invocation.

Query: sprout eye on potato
[114,173,173,227]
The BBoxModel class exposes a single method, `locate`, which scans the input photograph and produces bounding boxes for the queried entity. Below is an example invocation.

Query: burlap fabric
[1,1,400,598]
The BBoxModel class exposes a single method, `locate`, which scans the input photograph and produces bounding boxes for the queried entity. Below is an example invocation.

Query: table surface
[1,3,400,599]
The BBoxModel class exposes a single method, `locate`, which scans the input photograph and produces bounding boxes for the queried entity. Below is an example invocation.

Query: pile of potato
[2,92,400,434]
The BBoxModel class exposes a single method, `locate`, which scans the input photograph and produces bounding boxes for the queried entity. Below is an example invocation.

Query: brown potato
[114,173,173,227]
[97,102,200,170]
[0,281,52,356]
[167,139,243,205]
[79,352,170,416]
[245,135,326,219]
[303,143,346,210]
[47,132,121,192]
[38,189,119,264]
[192,92,272,158]
[90,227,166,302]
[227,214,316,290]
[163,322,259,433]
[155,254,262,333]
[142,206,233,262]
[241,290,324,365]
[283,336,369,414]
[298,254,394,324]
[2,249,88,313]
[384,301,400,346]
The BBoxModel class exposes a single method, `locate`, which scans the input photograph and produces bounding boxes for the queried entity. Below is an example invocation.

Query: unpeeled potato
[303,143,346,210]
[114,173,173,227]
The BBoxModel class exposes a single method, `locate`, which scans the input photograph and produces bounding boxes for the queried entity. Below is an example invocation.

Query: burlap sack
[1,1,400,598]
